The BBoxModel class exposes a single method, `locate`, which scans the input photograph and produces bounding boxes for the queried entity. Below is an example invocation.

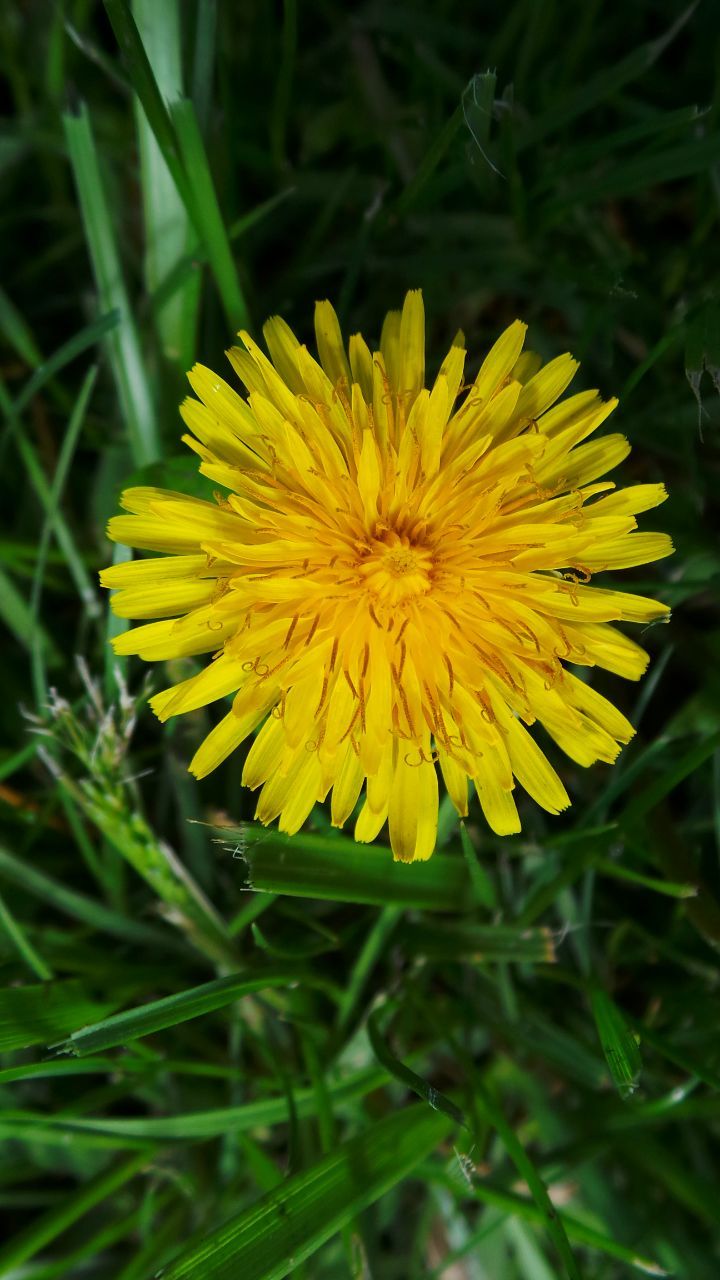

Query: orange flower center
[359,531,434,604]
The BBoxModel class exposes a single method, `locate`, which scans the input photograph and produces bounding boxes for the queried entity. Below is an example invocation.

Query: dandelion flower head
[102,291,672,861]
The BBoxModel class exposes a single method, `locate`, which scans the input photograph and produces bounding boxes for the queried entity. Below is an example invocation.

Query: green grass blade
[104,0,248,330]
[0,842,184,952]
[0,741,38,781]
[621,730,720,829]
[269,0,297,170]
[401,920,556,963]
[170,97,249,331]
[367,1008,465,1127]
[150,189,292,319]
[543,131,720,218]
[0,1062,392,1144]
[0,1151,150,1275]
[103,0,190,204]
[59,968,320,1055]
[156,1105,454,1279]
[0,284,42,366]
[29,363,98,705]
[0,979,111,1051]
[8,310,118,418]
[0,886,53,981]
[0,565,56,661]
[590,988,642,1100]
[459,820,497,908]
[426,1168,668,1277]
[133,0,201,367]
[594,857,696,898]
[239,829,477,911]
[471,1079,582,1280]
[191,0,217,136]
[335,905,402,1036]
[63,103,160,465]
[519,5,695,149]
[63,773,237,967]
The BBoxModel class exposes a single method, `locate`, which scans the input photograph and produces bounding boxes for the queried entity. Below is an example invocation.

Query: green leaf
[0,285,42,367]
[0,884,53,981]
[426,1167,669,1277]
[590,988,642,1100]
[543,131,720,218]
[620,730,720,828]
[238,829,478,911]
[103,0,190,205]
[401,920,555,963]
[0,980,111,1052]
[169,98,249,331]
[155,1105,454,1279]
[459,821,497,908]
[8,310,118,418]
[518,5,696,149]
[0,1062,393,1145]
[0,842,185,953]
[335,905,403,1036]
[132,0,201,368]
[367,1007,465,1127]
[0,1152,150,1276]
[29,363,98,705]
[0,565,56,661]
[58,968,329,1055]
[470,1078,582,1280]
[62,103,160,466]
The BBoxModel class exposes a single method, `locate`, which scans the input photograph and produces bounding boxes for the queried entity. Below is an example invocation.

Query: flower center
[359,532,433,604]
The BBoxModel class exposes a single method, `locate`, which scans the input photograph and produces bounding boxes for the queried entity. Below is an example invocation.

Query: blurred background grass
[1,1,720,1276]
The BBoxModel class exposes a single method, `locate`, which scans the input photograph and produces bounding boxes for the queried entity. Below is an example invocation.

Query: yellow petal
[436,746,469,817]
[574,622,650,680]
[587,483,668,518]
[379,310,401,392]
[111,610,236,660]
[413,758,438,861]
[189,694,270,779]
[349,332,374,401]
[473,755,521,836]
[388,748,438,862]
[262,315,305,394]
[99,553,207,588]
[355,798,387,843]
[366,742,394,812]
[397,289,425,405]
[279,753,323,834]
[150,655,248,721]
[314,300,351,387]
[503,715,570,815]
[256,744,323,827]
[511,351,542,383]
[581,531,674,571]
[516,353,578,421]
[242,713,286,789]
[330,745,365,826]
[474,320,527,402]
[109,578,216,620]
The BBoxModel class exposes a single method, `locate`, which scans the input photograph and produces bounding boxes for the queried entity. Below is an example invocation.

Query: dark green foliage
[0,1,719,1276]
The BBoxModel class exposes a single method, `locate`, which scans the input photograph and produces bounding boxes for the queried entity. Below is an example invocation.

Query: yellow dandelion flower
[101,290,673,862]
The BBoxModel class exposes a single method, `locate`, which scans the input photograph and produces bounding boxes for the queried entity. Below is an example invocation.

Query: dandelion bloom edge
[101,290,673,862]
